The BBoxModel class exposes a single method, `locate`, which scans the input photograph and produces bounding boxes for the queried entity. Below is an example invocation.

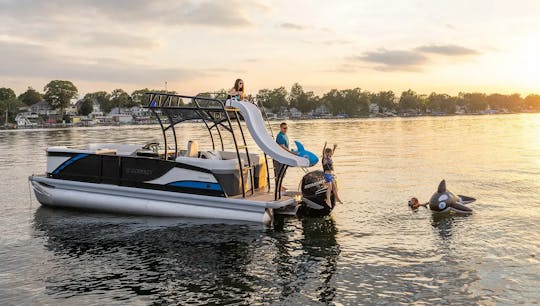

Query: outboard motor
[297,170,334,217]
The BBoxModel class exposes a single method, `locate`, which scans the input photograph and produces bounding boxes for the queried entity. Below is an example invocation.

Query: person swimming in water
[408,197,428,209]
[409,180,475,213]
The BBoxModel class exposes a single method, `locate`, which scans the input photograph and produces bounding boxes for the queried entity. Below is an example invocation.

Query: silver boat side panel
[47,156,71,174]
[145,168,218,185]
[30,176,292,223]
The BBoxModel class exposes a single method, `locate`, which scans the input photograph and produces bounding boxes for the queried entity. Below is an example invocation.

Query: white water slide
[226,100,309,167]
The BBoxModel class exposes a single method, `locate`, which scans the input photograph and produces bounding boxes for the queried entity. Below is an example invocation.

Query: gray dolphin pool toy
[429,180,475,214]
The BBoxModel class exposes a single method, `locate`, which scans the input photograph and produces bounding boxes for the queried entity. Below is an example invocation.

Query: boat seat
[184,140,199,158]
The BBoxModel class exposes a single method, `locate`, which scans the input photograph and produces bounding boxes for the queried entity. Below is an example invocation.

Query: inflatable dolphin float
[429,180,475,214]
[293,140,319,167]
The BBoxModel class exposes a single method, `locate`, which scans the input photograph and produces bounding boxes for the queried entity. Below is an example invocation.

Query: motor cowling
[297,170,333,217]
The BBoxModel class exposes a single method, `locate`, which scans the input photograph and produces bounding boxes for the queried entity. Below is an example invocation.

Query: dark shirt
[323,157,334,172]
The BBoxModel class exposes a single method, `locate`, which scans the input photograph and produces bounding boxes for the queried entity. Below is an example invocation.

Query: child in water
[322,142,342,207]
[408,197,428,209]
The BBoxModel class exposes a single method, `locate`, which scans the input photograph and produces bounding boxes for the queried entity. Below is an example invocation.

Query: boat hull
[29,176,289,224]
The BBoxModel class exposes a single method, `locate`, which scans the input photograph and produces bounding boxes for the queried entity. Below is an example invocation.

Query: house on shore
[108,107,134,123]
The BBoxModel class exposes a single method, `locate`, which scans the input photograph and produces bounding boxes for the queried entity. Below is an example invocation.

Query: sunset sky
[1,0,540,97]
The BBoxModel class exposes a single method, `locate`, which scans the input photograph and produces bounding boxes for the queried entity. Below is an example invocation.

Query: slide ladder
[231,109,256,196]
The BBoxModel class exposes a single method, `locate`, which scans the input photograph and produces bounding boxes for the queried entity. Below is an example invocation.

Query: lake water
[1,114,539,305]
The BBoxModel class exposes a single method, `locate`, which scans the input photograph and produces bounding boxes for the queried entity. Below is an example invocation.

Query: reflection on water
[1,114,539,304]
[272,216,340,303]
[32,208,340,304]
[430,213,470,241]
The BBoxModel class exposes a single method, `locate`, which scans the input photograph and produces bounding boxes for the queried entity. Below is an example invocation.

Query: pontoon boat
[29,93,334,223]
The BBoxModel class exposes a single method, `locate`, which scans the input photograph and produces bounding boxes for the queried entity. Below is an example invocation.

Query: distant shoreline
[2,111,538,131]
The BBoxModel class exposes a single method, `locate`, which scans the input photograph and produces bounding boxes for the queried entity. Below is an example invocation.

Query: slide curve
[226,100,309,167]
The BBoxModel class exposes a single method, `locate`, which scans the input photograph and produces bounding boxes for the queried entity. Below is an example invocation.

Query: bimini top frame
[143,92,263,198]
[144,92,240,156]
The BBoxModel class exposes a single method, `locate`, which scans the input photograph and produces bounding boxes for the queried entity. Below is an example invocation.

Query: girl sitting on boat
[322,142,342,207]
[228,79,245,100]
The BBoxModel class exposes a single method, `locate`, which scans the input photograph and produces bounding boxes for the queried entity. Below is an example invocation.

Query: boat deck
[229,189,302,202]
[230,192,276,202]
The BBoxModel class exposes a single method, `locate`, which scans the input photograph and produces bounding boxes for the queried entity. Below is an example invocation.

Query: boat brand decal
[126,168,153,176]
[303,180,325,189]
[52,153,88,175]
[168,181,223,191]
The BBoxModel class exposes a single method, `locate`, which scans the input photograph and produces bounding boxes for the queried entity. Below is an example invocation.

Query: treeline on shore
[254,83,540,115]
[1,80,540,124]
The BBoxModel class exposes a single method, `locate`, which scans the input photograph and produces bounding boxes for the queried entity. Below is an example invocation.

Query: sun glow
[506,45,540,93]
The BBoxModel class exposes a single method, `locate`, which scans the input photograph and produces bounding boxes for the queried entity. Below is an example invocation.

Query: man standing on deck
[274,122,296,182]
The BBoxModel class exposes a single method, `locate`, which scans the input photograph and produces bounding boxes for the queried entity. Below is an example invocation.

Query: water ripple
[0,114,539,304]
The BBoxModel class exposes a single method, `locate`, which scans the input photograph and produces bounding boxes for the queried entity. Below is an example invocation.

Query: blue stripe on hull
[167,181,223,191]
[52,154,89,174]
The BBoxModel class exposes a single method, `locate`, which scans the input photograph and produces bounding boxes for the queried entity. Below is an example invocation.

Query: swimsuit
[324,173,333,183]
[323,157,333,172]
[323,157,334,183]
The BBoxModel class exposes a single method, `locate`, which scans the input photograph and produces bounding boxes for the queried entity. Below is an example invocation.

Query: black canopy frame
[143,92,282,199]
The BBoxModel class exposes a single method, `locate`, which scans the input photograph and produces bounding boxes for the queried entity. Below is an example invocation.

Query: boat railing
[143,92,262,198]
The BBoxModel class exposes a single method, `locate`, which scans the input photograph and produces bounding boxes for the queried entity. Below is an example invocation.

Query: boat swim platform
[229,189,302,202]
